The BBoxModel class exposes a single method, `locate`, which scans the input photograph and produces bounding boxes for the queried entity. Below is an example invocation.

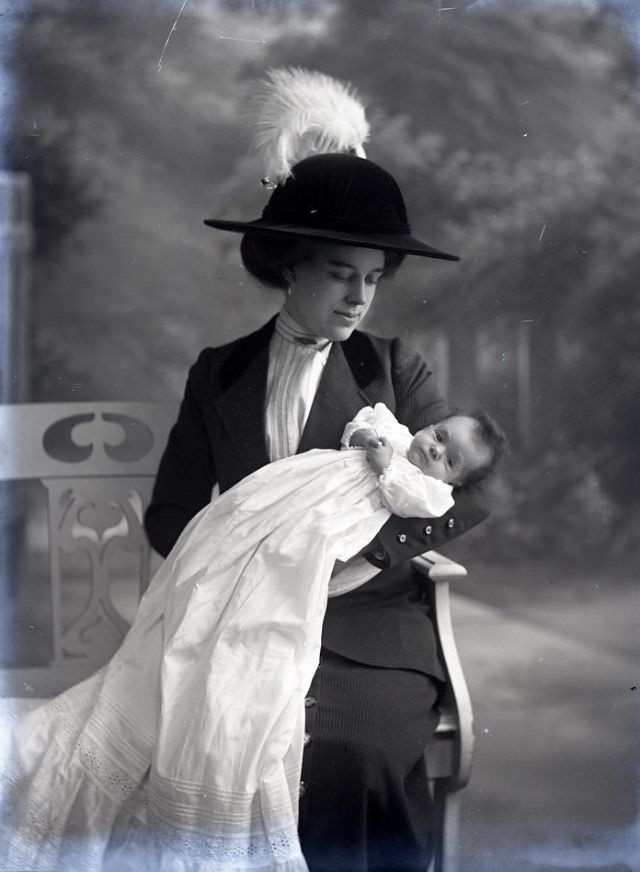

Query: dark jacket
[145,318,488,679]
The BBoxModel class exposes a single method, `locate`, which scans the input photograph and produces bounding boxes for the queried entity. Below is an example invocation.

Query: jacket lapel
[297,340,374,453]
[213,321,273,474]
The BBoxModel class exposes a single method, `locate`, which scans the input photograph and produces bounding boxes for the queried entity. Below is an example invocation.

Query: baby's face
[407,416,490,485]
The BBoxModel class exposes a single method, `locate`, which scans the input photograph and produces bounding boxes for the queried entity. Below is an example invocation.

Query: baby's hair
[442,409,508,486]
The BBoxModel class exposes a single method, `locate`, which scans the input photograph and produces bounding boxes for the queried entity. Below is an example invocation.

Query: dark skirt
[299,649,441,872]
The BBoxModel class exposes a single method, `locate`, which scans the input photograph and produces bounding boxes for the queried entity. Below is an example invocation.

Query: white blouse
[264,309,332,462]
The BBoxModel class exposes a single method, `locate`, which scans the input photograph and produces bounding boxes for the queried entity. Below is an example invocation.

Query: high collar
[276,307,332,351]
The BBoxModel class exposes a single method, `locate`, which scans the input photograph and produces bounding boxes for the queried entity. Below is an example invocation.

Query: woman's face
[284,243,386,341]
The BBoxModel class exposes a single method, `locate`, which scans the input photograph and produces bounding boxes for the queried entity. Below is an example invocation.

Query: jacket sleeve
[362,339,489,569]
[144,350,217,557]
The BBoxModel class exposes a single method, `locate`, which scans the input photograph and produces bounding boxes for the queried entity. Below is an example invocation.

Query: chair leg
[429,779,462,872]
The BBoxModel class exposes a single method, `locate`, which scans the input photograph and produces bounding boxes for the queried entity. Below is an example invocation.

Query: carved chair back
[0,402,176,693]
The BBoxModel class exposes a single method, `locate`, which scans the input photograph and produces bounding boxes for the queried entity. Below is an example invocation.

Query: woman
[145,151,488,871]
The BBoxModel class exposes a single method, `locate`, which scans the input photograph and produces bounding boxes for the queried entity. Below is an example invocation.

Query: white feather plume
[251,67,370,185]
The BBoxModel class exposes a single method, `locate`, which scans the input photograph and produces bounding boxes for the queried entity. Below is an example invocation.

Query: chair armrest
[412,550,474,789]
[413,550,468,582]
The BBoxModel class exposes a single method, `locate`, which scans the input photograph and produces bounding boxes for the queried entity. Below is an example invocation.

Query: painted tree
[6,0,638,556]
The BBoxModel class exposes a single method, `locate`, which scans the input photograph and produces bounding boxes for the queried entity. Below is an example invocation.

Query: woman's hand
[366,436,393,475]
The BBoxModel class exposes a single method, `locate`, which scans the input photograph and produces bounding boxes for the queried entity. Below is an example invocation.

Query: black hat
[204,153,459,261]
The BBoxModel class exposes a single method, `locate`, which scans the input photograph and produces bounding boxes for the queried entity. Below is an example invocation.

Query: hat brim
[203,218,459,262]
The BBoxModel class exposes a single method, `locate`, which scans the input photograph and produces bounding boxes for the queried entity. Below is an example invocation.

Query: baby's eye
[434,431,443,443]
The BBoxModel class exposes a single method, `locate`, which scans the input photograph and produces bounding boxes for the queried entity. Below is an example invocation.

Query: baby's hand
[365,436,393,475]
[349,427,381,449]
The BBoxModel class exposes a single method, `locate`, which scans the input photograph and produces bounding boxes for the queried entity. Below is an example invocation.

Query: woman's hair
[240,231,405,291]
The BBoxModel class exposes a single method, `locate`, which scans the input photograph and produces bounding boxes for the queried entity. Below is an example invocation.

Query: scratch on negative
[157,0,190,72]
[218,34,267,44]
[538,224,546,242]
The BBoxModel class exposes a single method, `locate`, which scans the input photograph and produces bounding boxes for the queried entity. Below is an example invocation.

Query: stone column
[0,171,32,606]
[0,170,32,402]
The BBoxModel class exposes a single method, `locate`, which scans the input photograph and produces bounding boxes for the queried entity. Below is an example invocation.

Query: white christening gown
[0,404,453,872]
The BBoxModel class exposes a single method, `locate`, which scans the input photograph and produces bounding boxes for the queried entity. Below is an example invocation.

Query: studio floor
[451,563,639,872]
[1,556,638,872]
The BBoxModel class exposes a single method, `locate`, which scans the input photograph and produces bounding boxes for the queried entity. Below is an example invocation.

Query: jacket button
[304,696,317,708]
[396,533,407,544]
[304,732,311,747]
[423,524,433,536]
[446,517,456,530]
[299,781,307,799]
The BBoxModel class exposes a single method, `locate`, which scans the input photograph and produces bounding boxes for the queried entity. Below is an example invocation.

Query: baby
[329,404,506,594]
[349,409,505,485]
